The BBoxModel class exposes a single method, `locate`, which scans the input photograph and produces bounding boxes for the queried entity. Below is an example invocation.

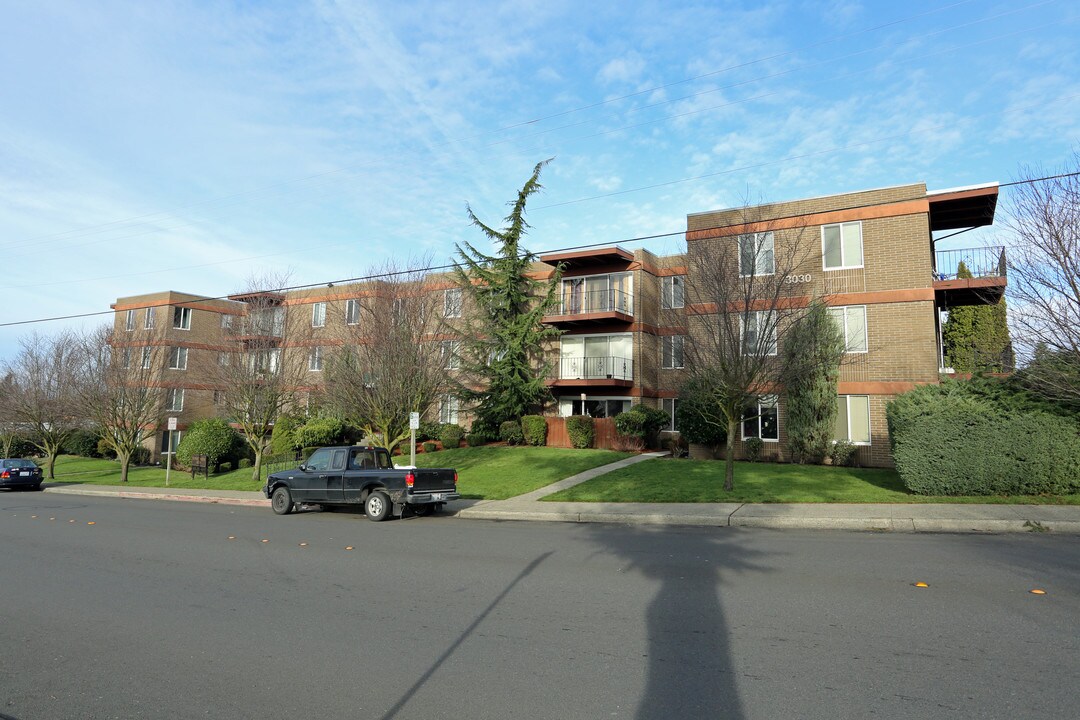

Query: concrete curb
[44,485,270,508]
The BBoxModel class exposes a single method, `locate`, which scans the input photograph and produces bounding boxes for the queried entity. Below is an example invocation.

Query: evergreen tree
[780,300,846,463]
[452,161,563,432]
[941,261,1013,372]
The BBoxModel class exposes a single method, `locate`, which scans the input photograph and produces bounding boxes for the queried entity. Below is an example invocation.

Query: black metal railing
[557,355,634,380]
[554,289,634,317]
[934,246,1006,281]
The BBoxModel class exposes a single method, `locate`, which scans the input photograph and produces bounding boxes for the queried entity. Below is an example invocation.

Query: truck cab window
[305,449,331,471]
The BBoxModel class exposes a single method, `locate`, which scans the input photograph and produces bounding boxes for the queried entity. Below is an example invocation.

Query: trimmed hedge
[499,420,525,445]
[65,429,102,458]
[888,393,1080,495]
[521,415,547,446]
[565,416,594,449]
[422,441,438,453]
[438,424,464,450]
[465,433,487,447]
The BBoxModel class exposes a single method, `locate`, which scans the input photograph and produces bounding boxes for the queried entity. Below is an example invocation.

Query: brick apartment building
[110,181,1004,468]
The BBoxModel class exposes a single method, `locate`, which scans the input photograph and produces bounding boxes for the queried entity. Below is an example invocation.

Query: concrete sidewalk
[40,453,1080,534]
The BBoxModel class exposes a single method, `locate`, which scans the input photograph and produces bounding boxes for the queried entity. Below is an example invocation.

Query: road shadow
[587,524,769,719]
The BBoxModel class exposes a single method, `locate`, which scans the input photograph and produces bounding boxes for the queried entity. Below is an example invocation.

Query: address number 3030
[785,274,813,284]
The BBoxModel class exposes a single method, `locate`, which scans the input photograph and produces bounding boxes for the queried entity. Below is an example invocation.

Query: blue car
[0,459,43,491]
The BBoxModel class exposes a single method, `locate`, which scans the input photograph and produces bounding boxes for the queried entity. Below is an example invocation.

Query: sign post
[409,412,420,467]
[165,417,177,487]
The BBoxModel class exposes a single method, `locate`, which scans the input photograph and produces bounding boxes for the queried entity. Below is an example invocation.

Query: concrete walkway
[40,454,1080,534]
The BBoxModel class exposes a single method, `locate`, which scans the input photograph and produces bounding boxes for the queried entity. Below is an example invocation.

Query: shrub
[417,420,444,442]
[175,418,242,469]
[422,441,438,453]
[270,415,303,455]
[614,410,646,439]
[744,437,764,462]
[830,440,857,467]
[565,416,595,449]
[675,380,727,447]
[65,429,102,458]
[131,447,151,466]
[294,417,347,449]
[465,433,486,447]
[781,299,845,464]
[438,424,464,449]
[1,434,36,459]
[521,415,548,446]
[96,438,117,459]
[238,458,253,469]
[499,420,525,445]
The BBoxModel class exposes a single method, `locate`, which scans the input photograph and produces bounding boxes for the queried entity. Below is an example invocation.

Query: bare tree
[0,370,23,458]
[73,324,165,483]
[1004,154,1080,405]
[683,204,822,490]
[322,258,448,452]
[215,274,312,483]
[6,331,83,478]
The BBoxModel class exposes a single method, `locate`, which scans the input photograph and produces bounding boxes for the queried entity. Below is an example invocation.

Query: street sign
[167,417,178,431]
[409,412,420,430]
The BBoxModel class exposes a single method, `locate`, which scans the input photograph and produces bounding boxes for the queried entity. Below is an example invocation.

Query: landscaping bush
[466,433,487,447]
[830,440,857,467]
[238,458,253,469]
[499,420,525,445]
[675,380,727,447]
[270,415,303,455]
[131,447,151,466]
[65,429,102,458]
[294,417,347,449]
[422,441,438,453]
[417,420,444,442]
[438,424,464,449]
[521,415,548,446]
[744,437,764,462]
[566,416,595,449]
[96,438,117,459]
[176,418,242,470]
[1,434,36,459]
[888,390,1080,495]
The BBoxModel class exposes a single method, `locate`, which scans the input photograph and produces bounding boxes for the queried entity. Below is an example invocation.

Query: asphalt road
[2,494,1078,720]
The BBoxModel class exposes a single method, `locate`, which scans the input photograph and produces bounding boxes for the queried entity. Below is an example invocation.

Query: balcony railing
[934,246,1006,281]
[557,355,634,381]
[553,289,634,317]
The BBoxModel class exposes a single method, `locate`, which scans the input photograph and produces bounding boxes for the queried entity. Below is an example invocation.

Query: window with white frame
[311,302,326,328]
[827,306,868,353]
[742,395,779,442]
[439,395,459,424]
[739,232,775,276]
[144,308,155,330]
[661,276,684,309]
[441,340,460,370]
[444,288,462,318]
[835,395,871,444]
[173,307,192,330]
[662,335,684,369]
[345,299,360,326]
[141,347,152,369]
[741,311,777,356]
[392,298,406,324]
[165,388,184,412]
[213,390,226,405]
[221,314,233,330]
[218,351,230,366]
[121,348,131,369]
[661,398,680,432]
[309,346,323,372]
[168,347,188,370]
[125,309,136,332]
[251,349,280,374]
[822,221,863,269]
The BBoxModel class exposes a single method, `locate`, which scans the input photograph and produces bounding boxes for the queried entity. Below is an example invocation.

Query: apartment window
[662,335,685,369]
[144,308,155,330]
[221,314,233,330]
[662,398,680,432]
[836,395,871,444]
[168,347,188,371]
[141,347,152,369]
[822,221,863,270]
[739,232,775,276]
[121,348,131,369]
[161,430,182,453]
[165,388,184,412]
[253,349,280,374]
[828,306,868,353]
[441,340,460,370]
[742,395,779,442]
[661,276,684,310]
[439,395,459,425]
[309,346,323,372]
[392,298,406,324]
[444,288,463,318]
[125,309,136,332]
[218,351,230,366]
[345,299,360,326]
[173,307,192,330]
[311,302,326,328]
[741,311,777,356]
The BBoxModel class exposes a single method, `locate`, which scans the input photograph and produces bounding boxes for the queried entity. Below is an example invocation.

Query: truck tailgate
[412,468,457,493]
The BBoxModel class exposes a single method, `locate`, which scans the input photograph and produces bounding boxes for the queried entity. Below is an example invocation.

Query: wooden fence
[545,416,620,450]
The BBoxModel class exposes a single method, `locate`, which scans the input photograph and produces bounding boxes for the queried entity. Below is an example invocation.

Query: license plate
[431,493,444,501]
[19,471,30,476]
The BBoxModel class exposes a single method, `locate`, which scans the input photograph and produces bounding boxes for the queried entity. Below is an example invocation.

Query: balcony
[934,246,1007,307]
[548,355,634,388]
[545,289,635,325]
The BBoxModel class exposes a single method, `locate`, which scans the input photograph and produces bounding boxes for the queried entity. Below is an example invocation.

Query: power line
[3,170,1075,330]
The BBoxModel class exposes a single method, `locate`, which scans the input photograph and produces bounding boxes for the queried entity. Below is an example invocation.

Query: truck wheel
[365,491,391,522]
[271,486,294,515]
[412,504,434,517]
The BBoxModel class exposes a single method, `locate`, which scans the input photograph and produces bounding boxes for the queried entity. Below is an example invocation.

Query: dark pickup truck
[263,446,458,521]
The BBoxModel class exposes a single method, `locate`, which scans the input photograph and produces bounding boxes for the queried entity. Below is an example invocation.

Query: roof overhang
[927,183,999,232]
[540,246,634,270]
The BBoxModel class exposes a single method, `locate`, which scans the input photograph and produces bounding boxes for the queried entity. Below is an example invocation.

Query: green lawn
[46,455,267,491]
[544,458,1080,505]
[410,446,634,500]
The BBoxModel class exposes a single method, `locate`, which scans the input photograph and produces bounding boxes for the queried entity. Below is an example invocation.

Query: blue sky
[1,0,1077,358]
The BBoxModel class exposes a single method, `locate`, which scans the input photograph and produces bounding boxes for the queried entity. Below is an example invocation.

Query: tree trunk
[46,452,57,480]
[724,418,737,492]
[251,448,263,484]
[118,451,131,483]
